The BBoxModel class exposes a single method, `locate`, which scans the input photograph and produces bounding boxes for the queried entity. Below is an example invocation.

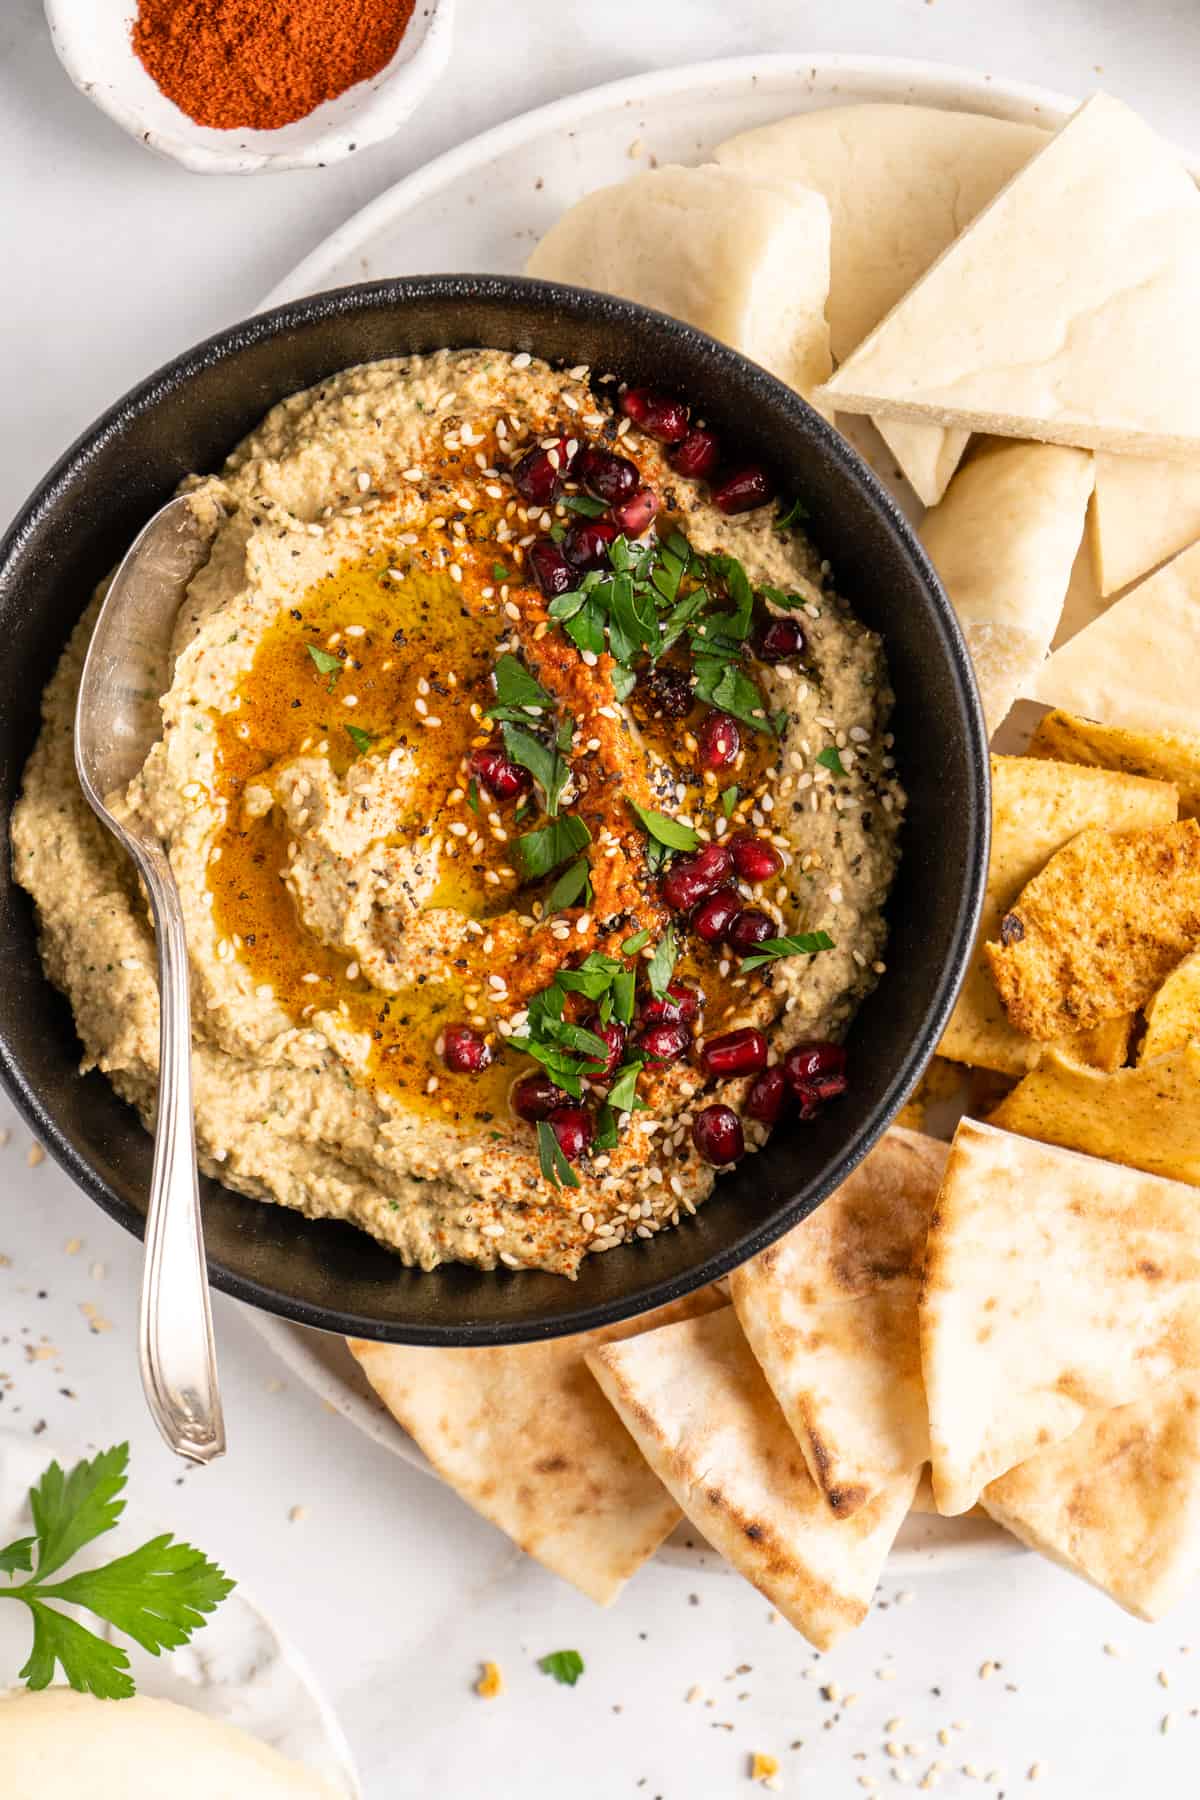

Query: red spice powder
[131,0,417,132]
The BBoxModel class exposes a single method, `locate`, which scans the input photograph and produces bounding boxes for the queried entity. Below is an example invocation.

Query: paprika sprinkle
[131,0,418,132]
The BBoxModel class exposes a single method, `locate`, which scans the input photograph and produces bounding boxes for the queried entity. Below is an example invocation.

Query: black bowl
[0,276,988,1344]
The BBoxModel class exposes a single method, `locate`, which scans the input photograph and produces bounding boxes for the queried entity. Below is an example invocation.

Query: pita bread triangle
[729,1127,947,1518]
[920,1118,1200,1515]
[983,1377,1200,1621]
[587,1308,917,1648]
[821,94,1200,460]
[1029,537,1200,737]
[348,1285,724,1606]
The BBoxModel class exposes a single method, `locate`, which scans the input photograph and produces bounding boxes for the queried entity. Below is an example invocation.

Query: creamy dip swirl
[13,349,903,1275]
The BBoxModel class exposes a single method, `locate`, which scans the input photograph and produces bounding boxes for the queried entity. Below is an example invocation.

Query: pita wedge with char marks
[348,1285,724,1606]
[983,1377,1200,1622]
[820,95,1200,461]
[730,1127,947,1518]
[586,1308,917,1649]
[715,102,1045,505]
[921,1119,1200,1517]
[918,440,1094,735]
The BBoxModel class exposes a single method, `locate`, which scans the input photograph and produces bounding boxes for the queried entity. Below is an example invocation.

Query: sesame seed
[401,468,424,481]
[512,352,532,369]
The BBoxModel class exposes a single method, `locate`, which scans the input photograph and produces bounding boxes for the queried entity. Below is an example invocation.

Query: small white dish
[43,0,455,175]
[0,1433,360,1794]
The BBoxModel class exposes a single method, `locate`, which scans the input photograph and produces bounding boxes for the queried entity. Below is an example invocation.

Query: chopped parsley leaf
[646,925,678,999]
[545,855,591,914]
[514,814,591,881]
[345,724,373,756]
[536,1122,580,1191]
[621,927,651,955]
[538,1649,585,1686]
[739,930,835,972]
[775,497,810,530]
[720,785,740,818]
[467,777,481,814]
[816,746,846,776]
[305,644,342,691]
[630,803,699,854]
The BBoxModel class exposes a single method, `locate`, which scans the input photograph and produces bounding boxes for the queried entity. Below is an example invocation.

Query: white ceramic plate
[244,53,1073,1576]
[44,0,455,175]
[0,1432,360,1793]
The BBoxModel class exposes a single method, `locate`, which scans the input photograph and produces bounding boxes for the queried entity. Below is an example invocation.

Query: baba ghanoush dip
[12,350,904,1276]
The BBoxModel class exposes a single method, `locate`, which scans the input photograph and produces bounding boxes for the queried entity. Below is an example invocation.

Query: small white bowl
[44,0,455,175]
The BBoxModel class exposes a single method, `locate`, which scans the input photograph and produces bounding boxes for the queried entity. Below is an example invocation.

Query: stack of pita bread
[527,91,1200,747]
[351,1117,1200,1646]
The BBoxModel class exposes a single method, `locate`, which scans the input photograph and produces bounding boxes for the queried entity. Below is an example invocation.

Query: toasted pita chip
[525,164,831,397]
[587,1309,917,1647]
[921,1118,1200,1514]
[983,1378,1200,1620]
[919,441,1094,734]
[1031,538,1200,738]
[984,820,1200,1039]
[730,1128,948,1517]
[1091,452,1200,596]
[715,104,1042,500]
[988,1045,1200,1186]
[1029,709,1200,820]
[939,755,1177,1074]
[821,96,1200,459]
[1142,950,1200,1062]
[348,1287,724,1605]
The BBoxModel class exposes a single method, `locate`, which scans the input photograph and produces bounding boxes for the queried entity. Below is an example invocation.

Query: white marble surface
[5,1,1200,1793]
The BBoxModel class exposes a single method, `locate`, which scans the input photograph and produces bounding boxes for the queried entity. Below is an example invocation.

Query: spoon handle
[138,843,226,1464]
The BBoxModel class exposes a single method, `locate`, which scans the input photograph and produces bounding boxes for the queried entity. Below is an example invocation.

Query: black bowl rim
[0,274,990,1342]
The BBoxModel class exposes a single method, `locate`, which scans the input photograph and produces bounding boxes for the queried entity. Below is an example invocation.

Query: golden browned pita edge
[982,1377,1200,1621]
[1141,949,1200,1062]
[1031,538,1200,738]
[918,441,1094,736]
[939,755,1177,1075]
[820,96,1200,460]
[347,1286,725,1606]
[920,1118,1200,1516]
[983,820,1200,1041]
[587,1309,917,1649]
[730,1127,947,1518]
[1028,709,1200,821]
[987,1045,1200,1187]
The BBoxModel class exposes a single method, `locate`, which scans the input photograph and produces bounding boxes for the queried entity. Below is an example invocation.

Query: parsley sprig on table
[0,1444,234,1700]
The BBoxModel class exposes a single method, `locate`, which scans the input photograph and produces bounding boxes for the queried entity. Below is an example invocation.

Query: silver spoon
[75,495,226,1465]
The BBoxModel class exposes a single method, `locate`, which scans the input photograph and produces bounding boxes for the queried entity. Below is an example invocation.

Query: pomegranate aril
[468,745,530,802]
[783,1040,847,1090]
[528,538,576,599]
[727,908,775,953]
[691,885,741,946]
[712,465,774,515]
[745,1066,789,1124]
[586,1018,627,1081]
[692,1103,744,1166]
[669,426,720,481]
[637,663,693,720]
[637,1021,690,1065]
[697,710,740,771]
[700,1027,768,1079]
[756,617,806,664]
[610,486,659,537]
[513,443,566,505]
[441,1025,493,1074]
[660,841,734,912]
[564,517,619,570]
[573,445,639,502]
[619,387,690,444]
[729,832,783,883]
[512,1071,571,1122]
[793,1071,849,1120]
[639,981,702,1027]
[547,1104,594,1161]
